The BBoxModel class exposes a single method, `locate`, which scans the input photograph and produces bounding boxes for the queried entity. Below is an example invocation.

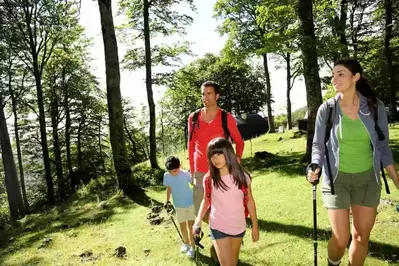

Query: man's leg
[193,171,209,223]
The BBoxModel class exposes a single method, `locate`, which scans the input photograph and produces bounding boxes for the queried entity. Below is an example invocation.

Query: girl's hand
[251,226,259,242]
[192,221,202,236]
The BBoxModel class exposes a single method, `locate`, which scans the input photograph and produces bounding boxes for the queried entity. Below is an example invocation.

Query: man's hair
[165,156,180,170]
[201,80,221,95]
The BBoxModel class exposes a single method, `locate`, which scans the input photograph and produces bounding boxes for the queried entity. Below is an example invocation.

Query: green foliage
[132,163,165,187]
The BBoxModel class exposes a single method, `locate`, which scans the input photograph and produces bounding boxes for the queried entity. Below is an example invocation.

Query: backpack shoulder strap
[373,104,385,141]
[189,109,201,141]
[325,99,336,143]
[221,109,230,139]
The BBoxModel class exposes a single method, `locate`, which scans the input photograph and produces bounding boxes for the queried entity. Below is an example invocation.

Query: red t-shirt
[187,109,245,174]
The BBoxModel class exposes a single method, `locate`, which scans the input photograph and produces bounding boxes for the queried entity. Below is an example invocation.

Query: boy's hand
[251,226,259,242]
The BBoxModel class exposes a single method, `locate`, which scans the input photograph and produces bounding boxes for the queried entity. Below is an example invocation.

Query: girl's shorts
[209,228,246,240]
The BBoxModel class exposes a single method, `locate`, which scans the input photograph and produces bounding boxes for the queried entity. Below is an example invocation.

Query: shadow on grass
[256,219,399,262]
[241,151,307,178]
[195,249,255,266]
[0,185,163,264]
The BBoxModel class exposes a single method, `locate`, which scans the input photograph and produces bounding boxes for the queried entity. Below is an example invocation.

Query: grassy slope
[0,127,398,266]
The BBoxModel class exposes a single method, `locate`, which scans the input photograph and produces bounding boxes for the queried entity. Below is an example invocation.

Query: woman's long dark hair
[334,59,378,113]
[207,137,250,191]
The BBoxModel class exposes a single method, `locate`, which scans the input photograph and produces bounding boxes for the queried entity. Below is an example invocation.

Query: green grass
[1,127,399,265]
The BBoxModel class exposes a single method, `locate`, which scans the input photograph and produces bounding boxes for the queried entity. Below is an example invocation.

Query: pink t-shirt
[204,174,250,235]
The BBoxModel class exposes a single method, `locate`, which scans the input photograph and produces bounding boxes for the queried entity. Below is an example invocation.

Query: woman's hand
[307,167,321,184]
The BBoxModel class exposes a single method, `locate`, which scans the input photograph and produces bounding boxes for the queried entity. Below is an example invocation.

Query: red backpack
[204,172,249,218]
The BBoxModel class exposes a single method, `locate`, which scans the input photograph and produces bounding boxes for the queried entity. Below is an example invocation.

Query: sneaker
[186,247,195,258]
[180,243,190,253]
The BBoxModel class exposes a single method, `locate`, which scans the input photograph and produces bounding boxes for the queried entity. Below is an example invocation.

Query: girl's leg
[212,237,234,266]
[231,237,243,265]
[349,205,377,266]
[187,220,195,247]
[327,209,350,262]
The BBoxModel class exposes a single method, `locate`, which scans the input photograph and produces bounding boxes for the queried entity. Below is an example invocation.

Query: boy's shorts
[322,168,381,209]
[175,205,195,223]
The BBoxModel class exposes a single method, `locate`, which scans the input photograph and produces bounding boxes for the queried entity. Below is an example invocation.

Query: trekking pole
[170,215,184,243]
[166,203,184,243]
[310,164,319,266]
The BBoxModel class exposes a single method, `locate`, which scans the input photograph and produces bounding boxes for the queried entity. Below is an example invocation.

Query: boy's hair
[165,156,180,170]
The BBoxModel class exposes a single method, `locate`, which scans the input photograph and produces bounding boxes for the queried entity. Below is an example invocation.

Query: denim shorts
[209,228,246,240]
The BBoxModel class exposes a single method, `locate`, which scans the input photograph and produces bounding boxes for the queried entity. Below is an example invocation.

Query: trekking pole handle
[306,163,321,185]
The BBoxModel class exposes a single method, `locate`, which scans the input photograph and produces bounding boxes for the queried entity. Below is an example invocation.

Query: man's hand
[236,156,241,164]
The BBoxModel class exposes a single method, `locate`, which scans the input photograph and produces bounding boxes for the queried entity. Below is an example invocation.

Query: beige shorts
[193,171,209,223]
[175,205,195,223]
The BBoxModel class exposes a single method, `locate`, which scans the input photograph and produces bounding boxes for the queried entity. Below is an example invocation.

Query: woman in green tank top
[307,59,399,266]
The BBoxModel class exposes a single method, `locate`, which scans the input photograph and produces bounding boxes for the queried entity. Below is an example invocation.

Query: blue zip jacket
[311,93,394,186]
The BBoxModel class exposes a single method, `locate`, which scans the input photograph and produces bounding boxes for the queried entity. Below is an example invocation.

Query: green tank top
[338,114,373,173]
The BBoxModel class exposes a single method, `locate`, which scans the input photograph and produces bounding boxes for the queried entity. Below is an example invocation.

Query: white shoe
[180,244,190,253]
[186,247,195,258]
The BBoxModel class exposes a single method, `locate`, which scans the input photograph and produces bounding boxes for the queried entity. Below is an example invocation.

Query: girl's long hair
[207,137,250,191]
[334,59,378,113]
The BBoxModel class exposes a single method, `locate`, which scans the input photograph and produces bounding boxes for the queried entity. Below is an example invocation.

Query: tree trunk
[33,58,55,205]
[384,0,397,121]
[286,53,293,130]
[262,53,275,133]
[0,94,25,222]
[143,0,159,168]
[297,0,323,162]
[124,117,138,160]
[338,0,349,57]
[8,71,29,210]
[98,115,105,171]
[63,69,74,191]
[50,87,65,201]
[77,115,84,171]
[98,0,133,191]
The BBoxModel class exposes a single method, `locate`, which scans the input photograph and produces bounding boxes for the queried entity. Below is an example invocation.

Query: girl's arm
[247,183,258,228]
[194,197,209,226]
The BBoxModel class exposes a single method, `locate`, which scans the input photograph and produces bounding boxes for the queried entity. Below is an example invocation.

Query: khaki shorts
[322,168,381,209]
[175,205,195,223]
[193,171,209,223]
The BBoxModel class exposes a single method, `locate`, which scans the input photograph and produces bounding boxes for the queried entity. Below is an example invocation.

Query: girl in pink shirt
[193,137,259,265]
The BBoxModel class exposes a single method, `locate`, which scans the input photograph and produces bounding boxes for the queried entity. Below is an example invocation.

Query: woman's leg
[212,237,234,266]
[231,237,243,265]
[349,205,377,266]
[327,209,351,262]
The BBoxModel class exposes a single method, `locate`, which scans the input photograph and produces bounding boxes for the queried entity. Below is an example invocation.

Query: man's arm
[187,114,195,174]
[227,113,245,158]
[166,186,171,203]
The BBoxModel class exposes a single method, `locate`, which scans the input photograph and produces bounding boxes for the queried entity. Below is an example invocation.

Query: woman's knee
[331,234,350,250]
[352,229,370,245]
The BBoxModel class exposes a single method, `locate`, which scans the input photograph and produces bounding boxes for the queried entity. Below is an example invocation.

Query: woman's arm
[194,196,210,227]
[385,165,399,189]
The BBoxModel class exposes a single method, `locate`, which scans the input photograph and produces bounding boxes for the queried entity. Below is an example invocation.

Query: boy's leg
[187,220,195,247]
[179,221,189,244]
[176,208,189,244]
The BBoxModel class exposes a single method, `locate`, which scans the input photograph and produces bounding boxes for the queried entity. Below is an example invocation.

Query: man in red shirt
[187,81,245,221]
